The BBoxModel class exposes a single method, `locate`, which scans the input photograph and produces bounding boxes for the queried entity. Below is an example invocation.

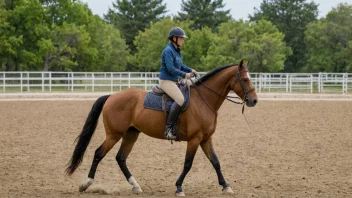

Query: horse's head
[231,60,258,107]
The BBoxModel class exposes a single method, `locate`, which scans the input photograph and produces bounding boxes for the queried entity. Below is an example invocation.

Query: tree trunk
[43,53,51,71]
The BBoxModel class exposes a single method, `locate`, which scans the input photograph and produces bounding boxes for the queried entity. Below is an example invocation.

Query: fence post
[289,75,292,93]
[49,72,52,92]
[111,73,113,92]
[310,75,313,94]
[145,73,147,91]
[27,72,30,92]
[85,73,87,91]
[42,72,44,92]
[286,74,289,93]
[346,73,349,93]
[20,72,23,92]
[3,73,5,92]
[128,72,131,88]
[71,72,74,92]
[120,73,122,91]
[318,72,321,93]
[92,73,95,92]
[343,73,346,93]
[259,73,262,93]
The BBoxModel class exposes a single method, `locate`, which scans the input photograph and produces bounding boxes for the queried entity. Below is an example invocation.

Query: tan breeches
[159,79,191,106]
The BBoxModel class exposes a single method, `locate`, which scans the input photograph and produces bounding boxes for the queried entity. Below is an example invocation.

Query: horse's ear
[239,59,244,68]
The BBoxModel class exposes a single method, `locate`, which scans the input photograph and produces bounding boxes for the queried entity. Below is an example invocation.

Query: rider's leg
[159,80,185,140]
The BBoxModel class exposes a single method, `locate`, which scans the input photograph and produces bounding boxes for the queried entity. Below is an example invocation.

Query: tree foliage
[104,0,167,54]
[181,27,216,71]
[175,0,231,31]
[202,20,292,72]
[1,0,351,73]
[304,3,352,72]
[250,0,318,72]
[0,0,129,71]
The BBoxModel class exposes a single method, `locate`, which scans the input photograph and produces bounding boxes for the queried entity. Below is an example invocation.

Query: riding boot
[164,102,183,140]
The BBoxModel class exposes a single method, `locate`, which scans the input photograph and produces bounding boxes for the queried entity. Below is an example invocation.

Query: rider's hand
[192,69,197,75]
[185,73,192,79]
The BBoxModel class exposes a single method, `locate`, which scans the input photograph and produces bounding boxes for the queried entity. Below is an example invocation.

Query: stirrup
[165,130,177,140]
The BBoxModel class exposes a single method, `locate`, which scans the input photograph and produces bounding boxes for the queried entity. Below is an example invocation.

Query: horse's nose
[253,99,257,106]
[247,98,257,107]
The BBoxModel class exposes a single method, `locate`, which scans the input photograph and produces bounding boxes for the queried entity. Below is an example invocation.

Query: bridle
[236,69,256,103]
[189,65,255,114]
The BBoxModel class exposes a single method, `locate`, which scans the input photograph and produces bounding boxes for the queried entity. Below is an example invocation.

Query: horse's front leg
[200,137,234,193]
[175,138,200,196]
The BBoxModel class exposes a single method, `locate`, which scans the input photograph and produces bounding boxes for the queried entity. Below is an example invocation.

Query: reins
[189,66,255,115]
[189,77,246,114]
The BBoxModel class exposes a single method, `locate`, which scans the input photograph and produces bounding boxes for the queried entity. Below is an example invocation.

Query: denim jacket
[159,43,192,82]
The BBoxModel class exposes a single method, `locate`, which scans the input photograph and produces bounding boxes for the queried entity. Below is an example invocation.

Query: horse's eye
[243,78,249,82]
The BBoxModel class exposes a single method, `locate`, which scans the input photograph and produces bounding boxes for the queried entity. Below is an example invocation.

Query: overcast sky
[81,0,352,20]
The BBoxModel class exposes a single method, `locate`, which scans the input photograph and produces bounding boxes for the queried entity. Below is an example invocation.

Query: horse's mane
[194,64,237,86]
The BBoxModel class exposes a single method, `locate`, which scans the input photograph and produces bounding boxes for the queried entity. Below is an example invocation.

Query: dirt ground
[0,98,352,198]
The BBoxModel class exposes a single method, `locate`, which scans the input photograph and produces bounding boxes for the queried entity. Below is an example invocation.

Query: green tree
[182,27,216,71]
[250,0,318,72]
[304,3,352,72]
[175,0,231,31]
[39,0,129,71]
[85,16,129,72]
[133,18,192,72]
[40,0,92,25]
[0,0,48,71]
[202,20,292,72]
[104,0,167,54]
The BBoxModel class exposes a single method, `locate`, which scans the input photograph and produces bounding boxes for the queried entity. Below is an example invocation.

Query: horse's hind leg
[116,126,142,193]
[79,133,122,192]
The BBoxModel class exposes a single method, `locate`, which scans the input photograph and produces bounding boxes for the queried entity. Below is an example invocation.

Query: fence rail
[0,72,351,94]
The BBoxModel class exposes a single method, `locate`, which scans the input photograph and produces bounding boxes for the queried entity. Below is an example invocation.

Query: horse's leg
[79,133,122,192]
[115,127,143,193]
[200,138,233,193]
[175,138,200,196]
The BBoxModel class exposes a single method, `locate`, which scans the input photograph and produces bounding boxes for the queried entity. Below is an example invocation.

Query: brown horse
[66,60,258,196]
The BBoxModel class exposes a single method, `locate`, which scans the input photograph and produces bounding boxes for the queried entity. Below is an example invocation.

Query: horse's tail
[65,95,110,176]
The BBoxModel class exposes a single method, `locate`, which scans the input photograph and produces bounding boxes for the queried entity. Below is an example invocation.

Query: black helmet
[168,27,188,39]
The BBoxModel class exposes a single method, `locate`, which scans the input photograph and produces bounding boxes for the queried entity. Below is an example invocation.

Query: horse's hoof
[79,184,86,192]
[222,186,234,193]
[79,178,93,192]
[132,186,143,193]
[176,191,185,196]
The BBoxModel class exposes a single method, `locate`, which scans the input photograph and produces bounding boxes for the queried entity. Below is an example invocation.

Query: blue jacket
[159,43,192,82]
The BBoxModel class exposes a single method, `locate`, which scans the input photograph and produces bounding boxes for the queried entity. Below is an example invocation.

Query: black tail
[65,95,110,176]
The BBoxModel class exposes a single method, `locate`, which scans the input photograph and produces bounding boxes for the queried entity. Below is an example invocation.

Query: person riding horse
[159,27,197,140]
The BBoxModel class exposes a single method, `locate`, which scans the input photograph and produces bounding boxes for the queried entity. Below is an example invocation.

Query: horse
[65,60,258,196]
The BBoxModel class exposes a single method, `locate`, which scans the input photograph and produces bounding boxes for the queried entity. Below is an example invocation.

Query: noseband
[236,69,255,102]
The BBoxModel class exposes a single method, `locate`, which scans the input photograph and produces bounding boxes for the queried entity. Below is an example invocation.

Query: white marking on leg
[128,176,143,193]
[176,191,185,196]
[222,186,234,193]
[79,178,94,192]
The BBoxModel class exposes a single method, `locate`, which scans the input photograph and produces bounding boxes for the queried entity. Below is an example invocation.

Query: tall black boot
[165,102,183,140]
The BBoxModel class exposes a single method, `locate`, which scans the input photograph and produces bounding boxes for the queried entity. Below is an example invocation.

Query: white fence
[0,72,351,94]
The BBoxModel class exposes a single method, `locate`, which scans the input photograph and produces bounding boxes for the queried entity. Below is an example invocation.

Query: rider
[159,27,197,140]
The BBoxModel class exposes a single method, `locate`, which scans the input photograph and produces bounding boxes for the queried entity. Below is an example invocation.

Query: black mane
[194,64,237,86]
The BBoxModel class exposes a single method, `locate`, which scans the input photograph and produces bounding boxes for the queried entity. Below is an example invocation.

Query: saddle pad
[143,92,164,111]
[143,89,189,112]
